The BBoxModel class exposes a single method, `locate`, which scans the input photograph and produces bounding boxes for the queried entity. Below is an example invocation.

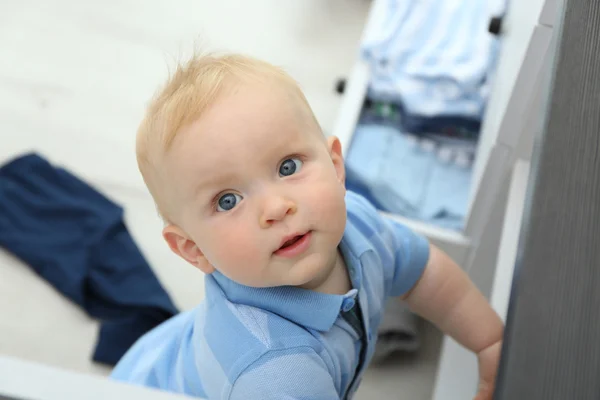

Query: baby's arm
[401,243,503,400]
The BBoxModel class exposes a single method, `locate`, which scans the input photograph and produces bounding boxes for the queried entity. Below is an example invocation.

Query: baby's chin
[231,252,336,289]
[285,257,336,290]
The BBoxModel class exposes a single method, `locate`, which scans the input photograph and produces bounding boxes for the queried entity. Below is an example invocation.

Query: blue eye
[279,158,303,177]
[217,193,243,212]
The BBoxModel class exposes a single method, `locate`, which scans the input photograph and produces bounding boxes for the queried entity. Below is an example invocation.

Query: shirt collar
[211,217,373,332]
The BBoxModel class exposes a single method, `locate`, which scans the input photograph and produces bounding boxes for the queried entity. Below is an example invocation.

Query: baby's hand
[474,340,502,400]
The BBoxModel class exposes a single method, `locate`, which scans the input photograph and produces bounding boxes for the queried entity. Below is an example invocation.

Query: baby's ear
[162,225,215,274]
[327,136,346,186]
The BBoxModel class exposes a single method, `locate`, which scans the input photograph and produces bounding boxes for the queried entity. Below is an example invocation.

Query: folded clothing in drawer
[345,124,474,231]
[361,0,506,130]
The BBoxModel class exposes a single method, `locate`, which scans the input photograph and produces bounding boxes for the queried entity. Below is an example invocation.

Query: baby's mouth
[274,231,312,257]
[279,235,304,250]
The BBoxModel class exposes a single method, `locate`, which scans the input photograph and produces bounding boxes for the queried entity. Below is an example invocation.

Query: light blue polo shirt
[110,191,430,399]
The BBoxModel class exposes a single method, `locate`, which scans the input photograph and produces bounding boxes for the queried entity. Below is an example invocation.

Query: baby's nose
[260,197,297,228]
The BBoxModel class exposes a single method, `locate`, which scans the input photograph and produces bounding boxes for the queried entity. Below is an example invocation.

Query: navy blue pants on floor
[0,153,179,365]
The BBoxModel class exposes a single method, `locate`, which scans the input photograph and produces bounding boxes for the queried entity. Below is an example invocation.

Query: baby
[111,53,504,400]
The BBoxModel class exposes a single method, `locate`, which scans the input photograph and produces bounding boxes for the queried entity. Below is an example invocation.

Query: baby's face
[164,83,347,289]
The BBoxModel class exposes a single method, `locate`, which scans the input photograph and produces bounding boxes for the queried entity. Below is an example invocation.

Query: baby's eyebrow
[193,171,237,196]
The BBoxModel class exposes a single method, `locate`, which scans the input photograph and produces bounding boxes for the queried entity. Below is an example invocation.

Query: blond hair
[136,52,318,221]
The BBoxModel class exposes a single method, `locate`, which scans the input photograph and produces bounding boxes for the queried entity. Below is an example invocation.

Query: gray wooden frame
[494,0,600,398]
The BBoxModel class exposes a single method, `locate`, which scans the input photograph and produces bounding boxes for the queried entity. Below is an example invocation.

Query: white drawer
[331,61,473,263]
[331,60,370,157]
[330,3,550,266]
[539,0,558,27]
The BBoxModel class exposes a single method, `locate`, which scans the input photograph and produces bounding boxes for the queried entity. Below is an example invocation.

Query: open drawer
[331,55,473,265]
[328,0,561,398]
[330,0,556,273]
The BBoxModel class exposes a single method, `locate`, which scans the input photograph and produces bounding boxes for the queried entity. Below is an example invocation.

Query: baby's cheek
[209,224,262,273]
[307,182,346,223]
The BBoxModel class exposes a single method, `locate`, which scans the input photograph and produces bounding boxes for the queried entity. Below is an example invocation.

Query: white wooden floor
[0,1,441,398]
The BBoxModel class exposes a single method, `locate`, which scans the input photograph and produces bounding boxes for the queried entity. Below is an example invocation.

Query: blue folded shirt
[361,0,506,129]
